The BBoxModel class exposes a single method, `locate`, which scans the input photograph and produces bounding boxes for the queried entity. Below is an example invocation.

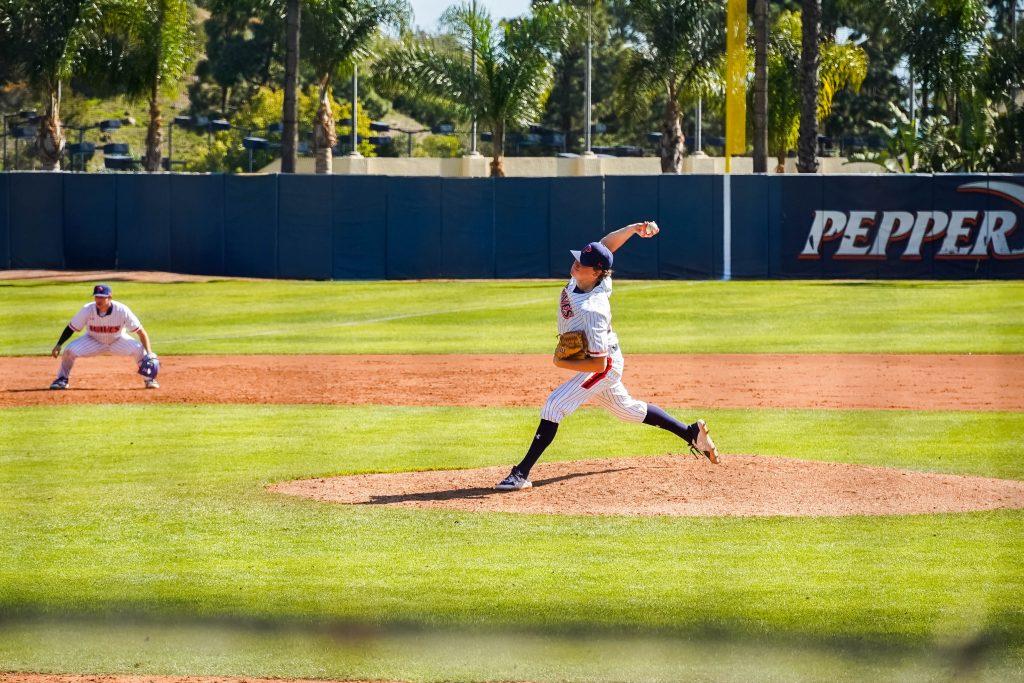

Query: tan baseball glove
[555,330,589,360]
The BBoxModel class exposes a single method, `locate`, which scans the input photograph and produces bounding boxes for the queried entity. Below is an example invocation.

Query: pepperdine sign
[800,181,1024,260]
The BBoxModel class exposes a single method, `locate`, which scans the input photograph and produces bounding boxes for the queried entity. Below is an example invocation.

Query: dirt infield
[2,353,1021,410]
[268,455,1024,517]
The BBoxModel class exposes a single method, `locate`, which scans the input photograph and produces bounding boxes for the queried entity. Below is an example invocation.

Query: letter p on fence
[801,211,847,259]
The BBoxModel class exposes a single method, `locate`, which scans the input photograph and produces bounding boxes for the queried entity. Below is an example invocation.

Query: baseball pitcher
[496,221,719,491]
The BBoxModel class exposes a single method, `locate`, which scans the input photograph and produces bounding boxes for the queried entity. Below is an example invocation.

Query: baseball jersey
[557,277,618,357]
[68,300,142,345]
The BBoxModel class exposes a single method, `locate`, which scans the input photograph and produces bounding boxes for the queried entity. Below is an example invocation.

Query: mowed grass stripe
[1,404,1022,648]
[1,279,1021,354]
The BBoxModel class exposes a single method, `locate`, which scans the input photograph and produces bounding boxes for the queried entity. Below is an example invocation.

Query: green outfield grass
[2,276,1022,681]
[1,278,1022,355]
[1,405,1021,657]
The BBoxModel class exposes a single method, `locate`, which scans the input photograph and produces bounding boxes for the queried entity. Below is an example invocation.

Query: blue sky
[408,0,532,30]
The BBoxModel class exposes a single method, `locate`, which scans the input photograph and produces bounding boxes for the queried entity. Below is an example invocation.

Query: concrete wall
[259,154,882,176]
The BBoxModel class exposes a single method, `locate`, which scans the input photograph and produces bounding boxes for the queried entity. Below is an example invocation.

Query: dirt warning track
[2,353,1022,410]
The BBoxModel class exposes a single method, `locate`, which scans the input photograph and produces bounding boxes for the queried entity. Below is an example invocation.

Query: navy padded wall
[729,175,770,278]
[550,177,603,276]
[658,175,717,278]
[0,174,9,269]
[332,175,387,279]
[224,175,278,278]
[872,174,934,279]
[930,174,991,278]
[985,174,1024,279]
[9,173,64,268]
[604,176,659,278]
[116,174,171,271]
[818,175,882,278]
[63,174,117,270]
[278,174,333,279]
[768,175,824,278]
[170,174,225,275]
[494,178,550,278]
[441,178,494,277]
[387,177,442,279]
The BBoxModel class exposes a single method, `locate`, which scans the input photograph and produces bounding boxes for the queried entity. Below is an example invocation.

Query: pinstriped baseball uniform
[540,276,648,424]
[57,301,147,380]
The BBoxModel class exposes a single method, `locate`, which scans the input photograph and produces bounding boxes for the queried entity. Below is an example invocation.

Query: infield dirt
[3,353,1021,410]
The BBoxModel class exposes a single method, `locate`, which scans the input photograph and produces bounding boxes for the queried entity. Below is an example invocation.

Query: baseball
[639,221,659,237]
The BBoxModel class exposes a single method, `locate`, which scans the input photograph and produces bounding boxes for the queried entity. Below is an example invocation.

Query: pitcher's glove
[555,331,589,361]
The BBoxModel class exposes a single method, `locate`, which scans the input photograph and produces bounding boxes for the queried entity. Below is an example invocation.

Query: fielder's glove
[555,331,589,361]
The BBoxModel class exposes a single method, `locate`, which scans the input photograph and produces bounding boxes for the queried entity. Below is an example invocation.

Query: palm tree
[752,0,768,172]
[797,0,820,172]
[281,0,301,173]
[767,10,867,172]
[615,0,725,173]
[94,0,197,171]
[0,0,112,170]
[375,2,569,177]
[303,0,409,173]
[886,0,987,119]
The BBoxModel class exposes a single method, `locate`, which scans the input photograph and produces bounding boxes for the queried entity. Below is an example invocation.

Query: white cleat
[694,419,720,464]
[495,468,532,491]
[144,379,160,389]
[49,377,69,390]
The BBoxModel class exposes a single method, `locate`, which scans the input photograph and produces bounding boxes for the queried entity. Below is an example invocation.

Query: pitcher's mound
[269,455,1024,517]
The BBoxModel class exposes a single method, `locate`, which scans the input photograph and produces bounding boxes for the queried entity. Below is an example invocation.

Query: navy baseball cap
[570,241,613,270]
[93,284,112,297]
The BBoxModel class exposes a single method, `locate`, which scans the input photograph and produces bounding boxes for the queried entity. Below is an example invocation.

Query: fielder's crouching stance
[49,284,160,390]
[496,221,719,491]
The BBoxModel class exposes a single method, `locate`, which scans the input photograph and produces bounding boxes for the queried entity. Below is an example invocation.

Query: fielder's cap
[93,284,112,297]
[570,241,613,270]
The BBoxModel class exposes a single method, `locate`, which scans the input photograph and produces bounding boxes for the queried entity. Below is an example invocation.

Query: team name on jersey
[89,325,122,334]
[560,289,574,319]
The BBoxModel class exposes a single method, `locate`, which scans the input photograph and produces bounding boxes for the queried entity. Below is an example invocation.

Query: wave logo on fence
[800,181,1024,260]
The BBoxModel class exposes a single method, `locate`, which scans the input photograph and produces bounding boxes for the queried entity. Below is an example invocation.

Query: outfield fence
[1,172,1022,279]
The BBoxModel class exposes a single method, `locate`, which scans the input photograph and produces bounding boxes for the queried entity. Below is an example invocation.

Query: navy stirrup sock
[643,404,698,444]
[516,419,559,477]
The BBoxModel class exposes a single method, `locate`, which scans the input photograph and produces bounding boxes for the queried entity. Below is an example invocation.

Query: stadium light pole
[909,68,916,121]
[349,64,362,157]
[695,98,704,155]
[583,0,595,156]
[468,0,480,156]
[694,16,705,158]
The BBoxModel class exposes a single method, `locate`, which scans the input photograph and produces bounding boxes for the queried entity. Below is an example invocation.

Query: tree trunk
[797,0,820,173]
[313,76,337,174]
[752,0,768,173]
[38,83,64,171]
[489,120,505,177]
[144,82,163,172]
[660,94,684,173]
[775,152,786,173]
[281,0,301,173]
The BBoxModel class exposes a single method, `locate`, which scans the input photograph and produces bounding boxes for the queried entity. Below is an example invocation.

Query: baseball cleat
[49,378,69,390]
[144,379,160,389]
[694,419,720,464]
[495,468,532,491]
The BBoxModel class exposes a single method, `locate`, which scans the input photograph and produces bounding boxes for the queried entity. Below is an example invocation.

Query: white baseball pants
[58,335,146,379]
[540,347,648,424]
